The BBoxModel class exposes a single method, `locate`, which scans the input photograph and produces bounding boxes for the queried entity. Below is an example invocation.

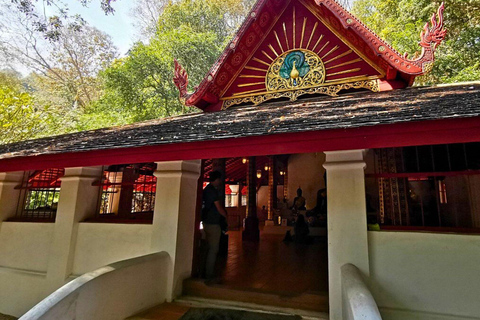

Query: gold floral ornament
[266,50,326,91]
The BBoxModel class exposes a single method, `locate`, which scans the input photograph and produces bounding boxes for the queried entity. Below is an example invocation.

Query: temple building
[1,0,480,319]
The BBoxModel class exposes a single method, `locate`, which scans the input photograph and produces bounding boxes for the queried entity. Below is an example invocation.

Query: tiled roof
[1,83,480,160]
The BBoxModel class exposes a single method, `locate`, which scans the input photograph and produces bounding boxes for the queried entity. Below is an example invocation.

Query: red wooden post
[267,156,277,221]
[117,167,136,219]
[243,156,259,242]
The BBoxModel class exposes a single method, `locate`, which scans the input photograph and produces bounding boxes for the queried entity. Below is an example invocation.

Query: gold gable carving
[220,3,384,109]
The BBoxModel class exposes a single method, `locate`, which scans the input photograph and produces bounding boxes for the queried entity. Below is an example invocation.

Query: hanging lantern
[242,158,247,164]
[264,165,269,171]
[256,170,262,179]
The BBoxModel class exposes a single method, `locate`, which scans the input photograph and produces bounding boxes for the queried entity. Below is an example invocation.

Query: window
[241,195,247,206]
[241,186,247,206]
[366,143,480,232]
[15,168,65,221]
[225,184,239,208]
[96,163,157,222]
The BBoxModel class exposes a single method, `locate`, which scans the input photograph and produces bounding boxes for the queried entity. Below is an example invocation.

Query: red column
[267,156,277,221]
[246,157,257,218]
[243,156,259,242]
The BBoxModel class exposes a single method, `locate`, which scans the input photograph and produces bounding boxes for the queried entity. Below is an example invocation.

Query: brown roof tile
[1,83,480,160]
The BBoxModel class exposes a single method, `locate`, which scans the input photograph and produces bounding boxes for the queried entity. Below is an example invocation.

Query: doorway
[191,153,329,301]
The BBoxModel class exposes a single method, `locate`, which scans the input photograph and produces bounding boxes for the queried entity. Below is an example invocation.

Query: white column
[0,171,24,223]
[151,160,201,301]
[45,166,102,294]
[323,150,369,320]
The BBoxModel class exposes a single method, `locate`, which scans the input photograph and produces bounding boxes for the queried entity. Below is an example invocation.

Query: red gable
[175,0,446,112]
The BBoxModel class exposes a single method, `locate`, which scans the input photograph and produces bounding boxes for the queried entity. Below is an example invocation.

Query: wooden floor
[130,230,330,319]
[183,229,329,312]
[215,230,329,295]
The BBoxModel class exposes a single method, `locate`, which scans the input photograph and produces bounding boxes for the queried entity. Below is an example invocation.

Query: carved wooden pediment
[174,0,446,111]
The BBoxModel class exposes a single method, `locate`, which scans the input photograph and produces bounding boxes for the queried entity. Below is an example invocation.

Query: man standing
[202,170,227,282]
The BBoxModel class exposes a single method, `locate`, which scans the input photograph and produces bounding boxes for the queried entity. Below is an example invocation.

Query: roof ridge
[330,0,403,57]
[174,0,446,110]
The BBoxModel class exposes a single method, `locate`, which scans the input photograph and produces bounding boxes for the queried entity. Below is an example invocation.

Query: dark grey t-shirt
[202,183,220,225]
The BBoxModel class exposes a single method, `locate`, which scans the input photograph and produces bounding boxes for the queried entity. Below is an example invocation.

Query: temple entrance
[189,153,329,312]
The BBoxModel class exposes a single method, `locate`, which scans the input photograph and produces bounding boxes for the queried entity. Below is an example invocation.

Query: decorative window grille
[132,173,156,214]
[240,196,246,206]
[16,168,65,221]
[225,184,238,208]
[241,186,247,206]
[96,163,157,221]
[225,194,233,207]
[368,142,480,230]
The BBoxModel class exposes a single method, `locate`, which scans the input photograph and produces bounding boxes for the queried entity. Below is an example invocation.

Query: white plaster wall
[0,222,54,272]
[257,186,268,210]
[0,269,48,317]
[256,185,284,212]
[72,223,153,275]
[288,152,325,210]
[368,231,480,320]
[0,223,154,317]
[324,150,368,320]
[21,252,169,320]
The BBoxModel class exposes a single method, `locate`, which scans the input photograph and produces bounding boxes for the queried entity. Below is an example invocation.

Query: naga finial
[173,59,190,103]
[419,2,447,50]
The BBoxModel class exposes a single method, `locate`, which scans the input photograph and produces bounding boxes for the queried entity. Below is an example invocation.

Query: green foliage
[1,3,119,140]
[9,0,116,41]
[2,0,256,140]
[0,71,55,144]
[158,0,230,42]
[83,0,253,130]
[352,0,480,85]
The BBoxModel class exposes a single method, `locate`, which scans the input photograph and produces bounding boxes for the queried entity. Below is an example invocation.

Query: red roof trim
[183,0,273,107]
[1,116,479,173]
[178,0,445,110]
[314,0,446,75]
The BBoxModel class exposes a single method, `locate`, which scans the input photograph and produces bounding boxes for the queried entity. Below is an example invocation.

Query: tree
[352,0,480,84]
[82,0,255,130]
[0,2,118,139]
[7,0,116,41]
[0,71,54,144]
[337,0,354,9]
[0,4,118,109]
[130,0,168,41]
[206,0,257,35]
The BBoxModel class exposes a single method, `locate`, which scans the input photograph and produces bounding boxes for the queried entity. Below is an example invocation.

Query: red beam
[1,117,480,172]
